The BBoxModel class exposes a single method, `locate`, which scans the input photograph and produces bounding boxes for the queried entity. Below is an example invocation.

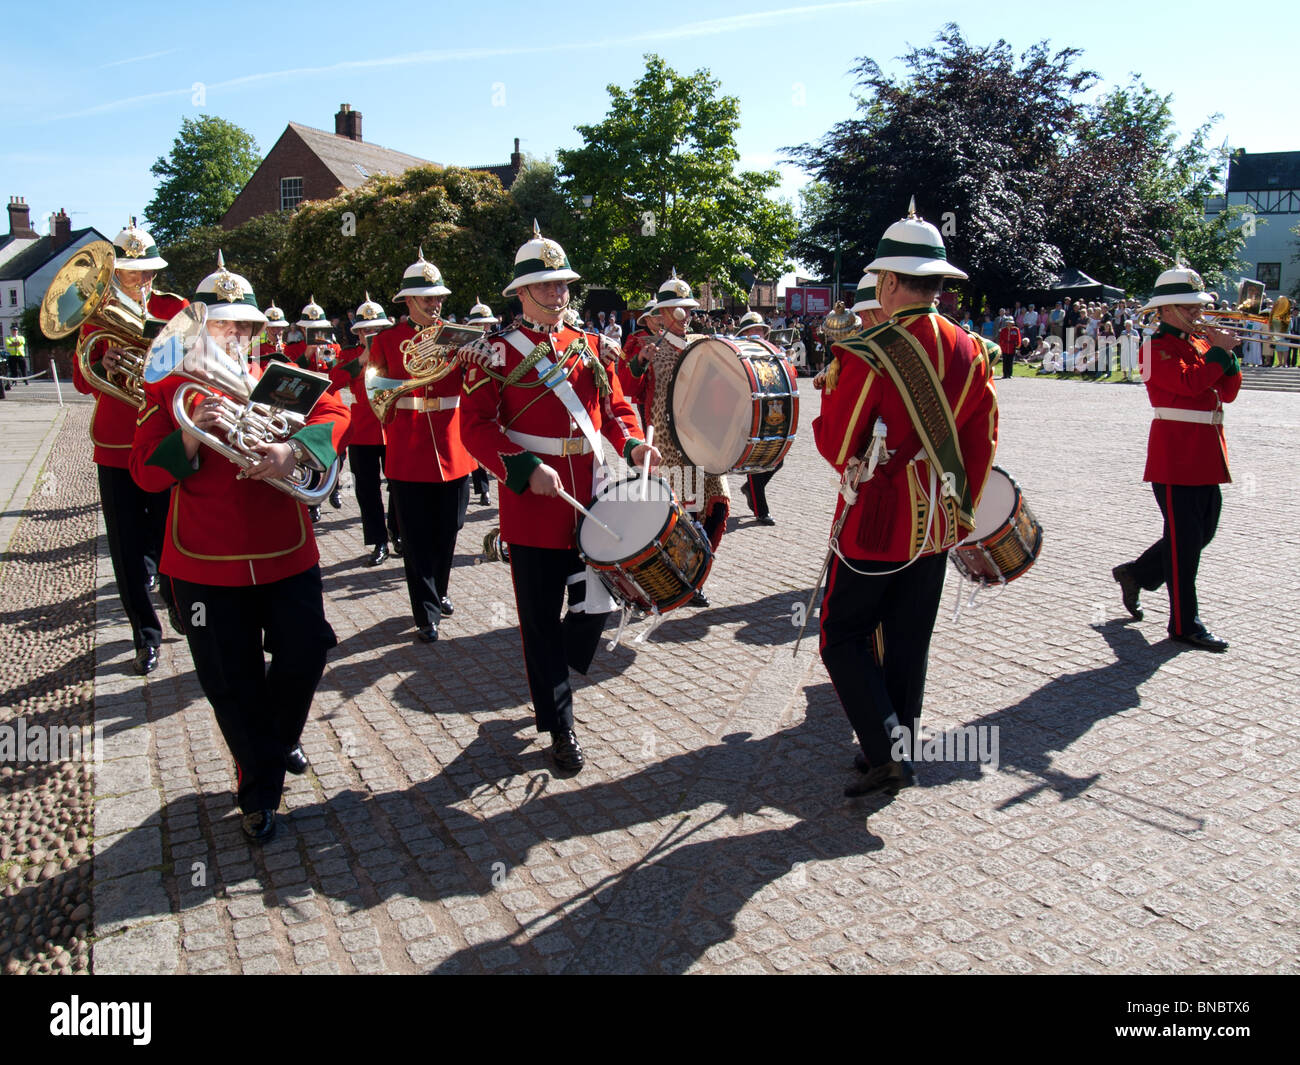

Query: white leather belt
[396,395,460,412]
[505,430,591,456]
[1153,407,1223,425]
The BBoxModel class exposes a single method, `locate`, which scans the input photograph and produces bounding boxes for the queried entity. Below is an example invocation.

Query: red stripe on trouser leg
[1166,483,1182,634]
[818,555,838,656]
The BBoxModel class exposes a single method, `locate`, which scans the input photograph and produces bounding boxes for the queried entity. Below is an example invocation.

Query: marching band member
[288,298,342,516]
[332,295,399,565]
[459,224,656,773]
[72,219,187,675]
[130,256,350,842]
[464,299,500,507]
[814,202,998,797]
[256,303,291,366]
[1112,267,1241,652]
[369,250,476,642]
[735,309,780,526]
[629,272,729,604]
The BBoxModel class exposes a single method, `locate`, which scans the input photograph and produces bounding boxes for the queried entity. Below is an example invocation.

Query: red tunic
[330,346,384,448]
[459,324,644,550]
[1140,325,1241,486]
[813,307,999,561]
[369,320,475,482]
[130,367,350,586]
[73,291,189,468]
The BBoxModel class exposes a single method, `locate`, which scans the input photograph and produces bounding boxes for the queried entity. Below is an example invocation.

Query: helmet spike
[906,196,917,219]
[417,245,426,262]
[532,219,542,239]
[216,249,226,269]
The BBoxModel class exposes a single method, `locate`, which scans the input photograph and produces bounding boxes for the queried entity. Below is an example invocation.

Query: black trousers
[390,476,469,627]
[98,465,174,650]
[744,460,783,518]
[471,466,490,496]
[171,566,336,813]
[508,545,609,733]
[348,443,394,547]
[819,551,948,769]
[1127,483,1222,637]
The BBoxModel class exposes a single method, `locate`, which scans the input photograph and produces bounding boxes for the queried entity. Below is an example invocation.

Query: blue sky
[2,0,1288,244]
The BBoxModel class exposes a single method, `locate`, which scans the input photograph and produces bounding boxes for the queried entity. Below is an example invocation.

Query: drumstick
[556,485,622,542]
[641,424,654,483]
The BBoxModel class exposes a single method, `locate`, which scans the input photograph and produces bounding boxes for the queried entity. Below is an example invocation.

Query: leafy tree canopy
[788,25,1246,305]
[144,116,261,247]
[558,54,795,304]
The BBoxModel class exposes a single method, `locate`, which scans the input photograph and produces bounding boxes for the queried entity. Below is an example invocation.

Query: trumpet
[145,305,339,505]
[39,240,161,408]
[366,319,484,420]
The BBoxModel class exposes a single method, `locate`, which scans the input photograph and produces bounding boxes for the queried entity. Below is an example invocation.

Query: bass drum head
[668,338,752,474]
[963,467,1017,544]
[578,475,674,564]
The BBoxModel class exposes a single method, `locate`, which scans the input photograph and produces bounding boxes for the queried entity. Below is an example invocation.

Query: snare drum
[578,474,713,614]
[949,466,1043,584]
[666,336,798,475]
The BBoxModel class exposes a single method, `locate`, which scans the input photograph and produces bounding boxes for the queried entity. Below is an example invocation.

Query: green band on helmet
[194,291,259,308]
[1151,282,1203,297]
[875,237,948,261]
[514,256,571,278]
[116,243,160,260]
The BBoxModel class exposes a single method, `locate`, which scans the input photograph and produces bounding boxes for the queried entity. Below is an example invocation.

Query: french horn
[366,319,485,420]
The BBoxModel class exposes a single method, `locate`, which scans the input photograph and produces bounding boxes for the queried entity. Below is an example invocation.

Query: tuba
[144,305,339,505]
[366,319,485,421]
[39,241,160,408]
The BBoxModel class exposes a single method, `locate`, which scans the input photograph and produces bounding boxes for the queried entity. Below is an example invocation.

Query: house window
[280,177,304,211]
[1257,263,1281,290]
[353,163,370,178]
[7,289,16,307]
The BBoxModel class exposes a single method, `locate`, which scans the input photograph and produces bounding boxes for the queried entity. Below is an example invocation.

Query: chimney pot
[7,196,36,239]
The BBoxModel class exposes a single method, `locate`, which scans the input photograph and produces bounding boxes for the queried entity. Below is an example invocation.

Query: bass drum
[578,474,712,614]
[666,335,798,475]
[949,466,1043,585]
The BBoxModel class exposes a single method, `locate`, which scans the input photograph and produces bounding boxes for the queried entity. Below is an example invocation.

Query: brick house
[221,105,524,229]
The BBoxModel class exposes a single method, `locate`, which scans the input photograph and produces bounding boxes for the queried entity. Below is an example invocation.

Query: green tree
[557,54,795,303]
[786,26,1093,305]
[1046,79,1246,295]
[158,211,293,306]
[508,155,580,254]
[144,116,261,247]
[276,165,525,321]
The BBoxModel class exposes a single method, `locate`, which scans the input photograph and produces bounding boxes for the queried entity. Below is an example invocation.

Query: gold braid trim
[824,355,842,394]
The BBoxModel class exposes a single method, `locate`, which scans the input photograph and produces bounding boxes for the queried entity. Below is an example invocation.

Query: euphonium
[144,305,339,505]
[366,319,485,421]
[39,240,159,408]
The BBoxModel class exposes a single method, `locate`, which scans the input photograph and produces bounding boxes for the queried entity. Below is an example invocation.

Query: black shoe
[1171,630,1228,653]
[133,645,159,676]
[329,488,342,509]
[366,543,389,566]
[309,506,321,523]
[691,589,709,607]
[240,810,276,844]
[550,729,585,773]
[438,596,454,617]
[756,515,776,526]
[284,745,309,775]
[147,573,159,593]
[1111,564,1143,620]
[844,761,913,798]
[852,751,871,773]
[167,600,187,636]
[391,537,404,557]
[477,493,490,507]
[740,482,754,514]
[417,623,439,643]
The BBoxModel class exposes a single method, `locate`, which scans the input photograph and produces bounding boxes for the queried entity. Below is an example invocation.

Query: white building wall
[1224,190,1300,297]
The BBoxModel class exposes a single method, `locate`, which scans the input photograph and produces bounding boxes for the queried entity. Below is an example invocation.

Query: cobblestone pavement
[10,379,1300,974]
